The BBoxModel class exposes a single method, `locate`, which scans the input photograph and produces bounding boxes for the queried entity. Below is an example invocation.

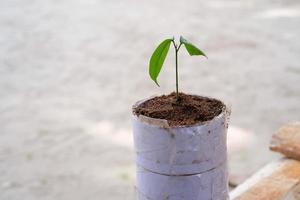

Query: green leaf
[149,38,172,86]
[180,36,207,57]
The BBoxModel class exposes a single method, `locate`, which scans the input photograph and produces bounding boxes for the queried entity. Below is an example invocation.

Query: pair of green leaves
[149,36,207,86]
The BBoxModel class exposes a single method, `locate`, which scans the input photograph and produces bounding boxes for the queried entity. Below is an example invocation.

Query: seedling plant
[149,36,207,101]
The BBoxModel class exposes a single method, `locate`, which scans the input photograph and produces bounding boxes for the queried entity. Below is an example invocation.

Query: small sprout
[149,36,207,101]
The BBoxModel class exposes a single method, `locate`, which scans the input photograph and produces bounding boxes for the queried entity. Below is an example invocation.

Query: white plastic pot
[135,162,228,200]
[132,97,230,200]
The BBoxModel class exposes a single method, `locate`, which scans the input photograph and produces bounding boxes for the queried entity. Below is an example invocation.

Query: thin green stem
[172,39,182,101]
[175,50,178,99]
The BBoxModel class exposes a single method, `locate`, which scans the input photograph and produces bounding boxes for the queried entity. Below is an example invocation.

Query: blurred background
[0,0,299,199]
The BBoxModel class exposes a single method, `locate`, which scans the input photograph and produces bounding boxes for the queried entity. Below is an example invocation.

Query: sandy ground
[0,0,299,199]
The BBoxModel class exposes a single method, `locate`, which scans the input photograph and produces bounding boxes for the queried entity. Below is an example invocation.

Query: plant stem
[172,39,182,101]
[175,47,179,100]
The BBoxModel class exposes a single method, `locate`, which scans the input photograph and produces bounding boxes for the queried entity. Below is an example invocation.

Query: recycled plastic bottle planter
[132,97,230,200]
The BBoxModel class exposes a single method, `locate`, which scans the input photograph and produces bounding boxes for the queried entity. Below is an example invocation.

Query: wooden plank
[230,158,300,200]
[270,122,300,160]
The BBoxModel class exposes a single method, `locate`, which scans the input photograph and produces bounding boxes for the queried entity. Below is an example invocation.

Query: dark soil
[133,92,225,127]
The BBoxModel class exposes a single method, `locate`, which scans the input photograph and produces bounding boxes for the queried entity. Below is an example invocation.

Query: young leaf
[149,39,172,86]
[180,36,207,57]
